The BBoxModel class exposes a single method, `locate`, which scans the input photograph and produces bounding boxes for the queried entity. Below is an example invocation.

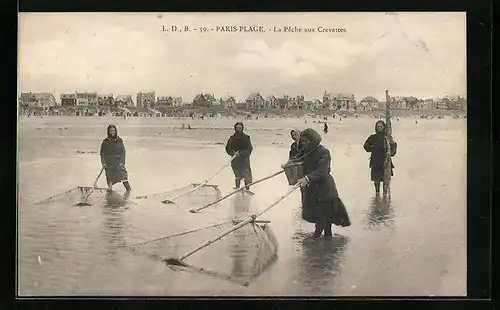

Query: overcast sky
[18,12,466,101]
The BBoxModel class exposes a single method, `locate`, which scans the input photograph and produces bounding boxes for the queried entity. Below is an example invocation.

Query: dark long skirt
[370,166,393,182]
[105,165,129,186]
[302,197,351,227]
[232,166,252,184]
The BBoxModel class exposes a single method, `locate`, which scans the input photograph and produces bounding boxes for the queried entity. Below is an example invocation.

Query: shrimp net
[33,186,111,206]
[134,183,222,205]
[124,219,279,287]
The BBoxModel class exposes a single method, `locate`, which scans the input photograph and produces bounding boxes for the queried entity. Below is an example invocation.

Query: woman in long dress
[100,125,132,192]
[296,128,350,240]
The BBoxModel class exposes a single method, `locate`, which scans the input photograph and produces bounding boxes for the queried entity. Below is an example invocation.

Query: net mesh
[125,220,279,286]
[34,186,110,206]
[135,184,222,205]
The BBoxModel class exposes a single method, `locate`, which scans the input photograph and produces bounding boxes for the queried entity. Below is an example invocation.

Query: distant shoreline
[18,106,466,119]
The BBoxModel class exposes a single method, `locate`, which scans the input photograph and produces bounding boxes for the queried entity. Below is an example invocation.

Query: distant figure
[225,122,253,190]
[340,117,342,122]
[100,125,131,192]
[363,120,397,197]
[415,120,418,124]
[288,129,302,160]
[188,124,191,130]
[323,122,328,134]
[296,128,351,240]
[181,124,185,129]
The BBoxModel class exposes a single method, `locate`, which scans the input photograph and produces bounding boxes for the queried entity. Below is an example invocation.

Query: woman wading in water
[294,128,351,241]
[100,125,132,192]
[363,120,397,197]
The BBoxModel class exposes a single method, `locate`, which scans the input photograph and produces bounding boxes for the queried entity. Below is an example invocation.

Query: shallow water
[17,116,467,296]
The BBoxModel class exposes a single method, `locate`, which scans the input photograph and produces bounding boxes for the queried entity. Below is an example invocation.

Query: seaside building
[265,95,279,109]
[192,93,216,107]
[220,96,237,108]
[246,92,265,109]
[359,96,379,111]
[136,91,156,108]
[323,92,356,111]
[60,93,77,107]
[115,95,134,108]
[98,94,114,106]
[75,92,98,106]
[19,92,56,107]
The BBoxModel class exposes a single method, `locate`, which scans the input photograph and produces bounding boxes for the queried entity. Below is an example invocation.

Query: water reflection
[295,233,349,292]
[229,192,253,277]
[363,196,395,230]
[100,191,130,260]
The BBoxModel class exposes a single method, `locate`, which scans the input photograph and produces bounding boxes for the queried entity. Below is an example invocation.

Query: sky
[18,12,466,102]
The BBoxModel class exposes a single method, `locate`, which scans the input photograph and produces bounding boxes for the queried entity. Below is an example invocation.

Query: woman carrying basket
[295,128,350,240]
[100,124,132,192]
[288,129,302,160]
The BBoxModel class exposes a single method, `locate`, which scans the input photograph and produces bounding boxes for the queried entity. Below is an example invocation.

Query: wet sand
[18,116,467,296]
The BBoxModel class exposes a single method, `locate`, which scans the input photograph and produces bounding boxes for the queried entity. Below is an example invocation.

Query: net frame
[122,220,279,287]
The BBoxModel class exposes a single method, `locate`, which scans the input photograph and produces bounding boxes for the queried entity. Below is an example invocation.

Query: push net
[135,183,222,205]
[33,186,110,206]
[125,219,279,287]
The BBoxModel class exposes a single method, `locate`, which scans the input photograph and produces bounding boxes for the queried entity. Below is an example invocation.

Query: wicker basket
[283,161,304,185]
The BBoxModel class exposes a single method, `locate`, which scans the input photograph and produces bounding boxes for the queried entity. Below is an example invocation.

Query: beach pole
[383,90,393,199]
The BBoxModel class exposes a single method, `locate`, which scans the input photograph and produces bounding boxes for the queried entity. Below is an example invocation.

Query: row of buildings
[18,91,467,111]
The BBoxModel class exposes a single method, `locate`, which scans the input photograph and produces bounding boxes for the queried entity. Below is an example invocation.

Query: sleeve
[121,140,126,164]
[239,136,253,157]
[363,135,373,152]
[305,149,331,183]
[225,137,234,156]
[100,140,106,165]
[390,141,397,156]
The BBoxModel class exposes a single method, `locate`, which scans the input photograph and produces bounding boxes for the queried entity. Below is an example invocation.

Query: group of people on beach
[99,120,397,241]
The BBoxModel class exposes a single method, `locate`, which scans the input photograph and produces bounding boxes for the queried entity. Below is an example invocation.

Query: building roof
[246,92,263,101]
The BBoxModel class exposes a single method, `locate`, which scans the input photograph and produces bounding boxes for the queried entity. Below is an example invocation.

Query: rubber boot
[123,181,131,192]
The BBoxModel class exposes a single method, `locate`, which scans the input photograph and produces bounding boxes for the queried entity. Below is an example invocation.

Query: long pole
[165,183,300,265]
[162,155,236,204]
[383,90,392,199]
[189,170,285,213]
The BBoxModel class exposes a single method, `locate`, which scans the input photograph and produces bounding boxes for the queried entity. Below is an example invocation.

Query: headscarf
[107,124,118,139]
[234,122,244,133]
[290,128,302,141]
[299,128,322,150]
[375,120,386,134]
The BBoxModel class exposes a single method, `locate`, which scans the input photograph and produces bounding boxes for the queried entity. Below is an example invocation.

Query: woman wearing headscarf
[363,120,397,196]
[225,122,253,190]
[100,125,131,192]
[289,129,302,160]
[296,128,351,240]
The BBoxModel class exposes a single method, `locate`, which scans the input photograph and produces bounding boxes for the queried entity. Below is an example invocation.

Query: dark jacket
[289,129,302,160]
[100,125,126,167]
[225,123,253,170]
[300,128,339,203]
[363,132,397,168]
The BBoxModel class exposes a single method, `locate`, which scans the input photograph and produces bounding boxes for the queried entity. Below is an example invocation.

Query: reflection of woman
[295,128,351,240]
[363,120,397,197]
[296,234,349,292]
[364,196,395,229]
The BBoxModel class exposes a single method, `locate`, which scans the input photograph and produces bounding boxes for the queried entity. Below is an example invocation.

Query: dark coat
[100,125,128,185]
[289,129,302,160]
[100,127,126,167]
[298,128,350,226]
[363,132,397,168]
[225,123,253,171]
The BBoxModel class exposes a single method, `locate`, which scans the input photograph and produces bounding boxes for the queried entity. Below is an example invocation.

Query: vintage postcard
[17,12,467,296]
